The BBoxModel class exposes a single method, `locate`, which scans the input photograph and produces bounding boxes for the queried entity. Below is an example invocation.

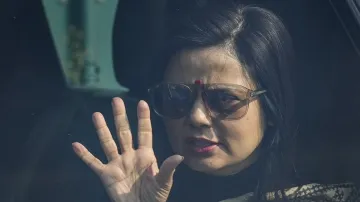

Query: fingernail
[139,100,146,106]
[138,100,147,108]
[176,155,184,162]
[112,97,117,105]
[92,112,100,119]
[72,143,81,153]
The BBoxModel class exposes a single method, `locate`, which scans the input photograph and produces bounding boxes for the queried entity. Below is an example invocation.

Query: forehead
[164,47,251,87]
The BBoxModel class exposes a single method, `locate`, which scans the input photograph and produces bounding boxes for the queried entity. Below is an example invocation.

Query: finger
[137,100,153,149]
[112,97,133,153]
[72,142,105,174]
[156,155,184,191]
[93,112,119,161]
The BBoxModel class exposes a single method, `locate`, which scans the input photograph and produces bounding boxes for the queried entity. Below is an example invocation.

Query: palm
[101,148,155,186]
[72,98,183,202]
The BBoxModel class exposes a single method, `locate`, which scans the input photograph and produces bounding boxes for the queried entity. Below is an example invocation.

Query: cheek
[221,104,264,155]
[163,120,184,151]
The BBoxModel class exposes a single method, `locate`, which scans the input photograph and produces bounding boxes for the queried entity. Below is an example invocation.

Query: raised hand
[72,98,183,202]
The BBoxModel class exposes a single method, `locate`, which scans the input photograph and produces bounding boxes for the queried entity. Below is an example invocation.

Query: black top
[169,162,259,202]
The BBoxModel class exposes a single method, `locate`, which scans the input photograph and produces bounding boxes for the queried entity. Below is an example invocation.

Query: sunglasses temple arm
[250,90,267,98]
[227,90,267,112]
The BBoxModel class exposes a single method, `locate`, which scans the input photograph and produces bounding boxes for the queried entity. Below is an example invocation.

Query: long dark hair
[149,1,298,201]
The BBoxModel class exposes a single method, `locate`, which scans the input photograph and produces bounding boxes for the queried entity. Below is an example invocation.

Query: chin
[184,154,255,176]
[184,156,226,175]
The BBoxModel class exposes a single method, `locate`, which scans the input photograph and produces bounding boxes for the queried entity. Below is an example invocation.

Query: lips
[185,137,219,153]
[194,140,214,147]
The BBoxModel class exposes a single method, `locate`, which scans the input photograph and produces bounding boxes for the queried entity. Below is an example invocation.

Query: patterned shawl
[221,183,360,202]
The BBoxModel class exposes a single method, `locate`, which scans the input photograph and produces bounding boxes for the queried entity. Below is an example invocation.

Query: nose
[188,97,212,128]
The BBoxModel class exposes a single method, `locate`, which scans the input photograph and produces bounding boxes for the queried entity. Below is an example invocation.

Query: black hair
[150,1,298,201]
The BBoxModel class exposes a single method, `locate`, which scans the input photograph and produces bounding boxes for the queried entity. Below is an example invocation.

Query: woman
[72,2,358,201]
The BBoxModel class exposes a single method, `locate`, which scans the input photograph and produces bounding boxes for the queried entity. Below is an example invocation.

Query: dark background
[1,0,360,202]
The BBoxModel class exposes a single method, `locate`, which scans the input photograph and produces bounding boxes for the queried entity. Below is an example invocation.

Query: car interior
[2,0,360,201]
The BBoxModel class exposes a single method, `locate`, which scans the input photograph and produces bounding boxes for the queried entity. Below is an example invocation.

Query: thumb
[155,155,184,190]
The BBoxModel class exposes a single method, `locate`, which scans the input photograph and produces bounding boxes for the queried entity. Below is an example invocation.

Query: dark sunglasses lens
[152,84,193,118]
[205,89,248,118]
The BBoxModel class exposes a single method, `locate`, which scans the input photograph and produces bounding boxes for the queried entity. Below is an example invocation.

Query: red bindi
[194,79,203,85]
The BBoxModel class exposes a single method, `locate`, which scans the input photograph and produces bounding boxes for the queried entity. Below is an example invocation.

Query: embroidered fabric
[221,183,360,202]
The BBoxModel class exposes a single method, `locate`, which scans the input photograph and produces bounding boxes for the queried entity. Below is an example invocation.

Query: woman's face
[163,46,265,176]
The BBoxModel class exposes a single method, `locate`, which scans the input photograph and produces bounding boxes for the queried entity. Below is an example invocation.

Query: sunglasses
[148,80,266,120]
